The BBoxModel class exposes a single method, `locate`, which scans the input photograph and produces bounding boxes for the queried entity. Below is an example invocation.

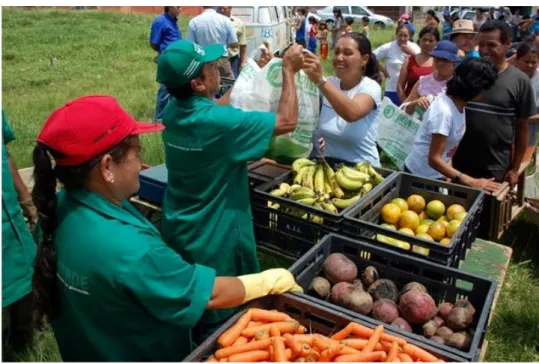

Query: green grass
[3,7,539,362]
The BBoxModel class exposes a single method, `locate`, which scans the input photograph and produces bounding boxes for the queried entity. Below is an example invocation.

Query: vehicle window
[334,6,349,15]
[258,7,272,24]
[269,7,278,23]
[276,6,284,22]
[231,7,254,23]
[464,12,475,20]
[352,7,368,16]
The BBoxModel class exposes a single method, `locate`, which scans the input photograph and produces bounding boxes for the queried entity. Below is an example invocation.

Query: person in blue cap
[442,10,455,39]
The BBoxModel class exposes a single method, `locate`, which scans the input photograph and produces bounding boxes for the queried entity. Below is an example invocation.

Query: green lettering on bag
[383,105,395,118]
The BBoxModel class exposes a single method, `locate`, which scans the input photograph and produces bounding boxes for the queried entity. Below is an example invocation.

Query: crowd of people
[2,6,539,362]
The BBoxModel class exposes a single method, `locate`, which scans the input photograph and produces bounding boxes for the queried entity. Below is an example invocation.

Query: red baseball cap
[37,95,164,166]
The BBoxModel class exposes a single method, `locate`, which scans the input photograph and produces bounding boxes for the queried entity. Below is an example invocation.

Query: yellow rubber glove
[238,268,303,304]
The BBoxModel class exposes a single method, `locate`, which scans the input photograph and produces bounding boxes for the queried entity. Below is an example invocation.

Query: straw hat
[449,20,477,35]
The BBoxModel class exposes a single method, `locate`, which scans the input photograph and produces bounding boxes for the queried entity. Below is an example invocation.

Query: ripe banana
[270,189,287,197]
[376,235,411,250]
[314,164,325,195]
[324,163,344,198]
[279,183,291,194]
[332,193,362,210]
[321,202,339,214]
[355,161,369,174]
[293,166,309,185]
[335,170,363,191]
[302,165,316,190]
[297,197,317,206]
[289,184,302,194]
[290,187,316,200]
[324,181,332,195]
[292,158,315,173]
[361,183,373,194]
[267,201,280,210]
[341,166,371,182]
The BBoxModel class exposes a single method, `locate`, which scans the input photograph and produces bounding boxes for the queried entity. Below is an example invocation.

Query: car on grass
[314,6,394,30]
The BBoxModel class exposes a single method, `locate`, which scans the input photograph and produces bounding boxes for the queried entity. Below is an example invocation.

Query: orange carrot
[247,321,264,328]
[273,337,287,362]
[255,329,269,340]
[398,353,413,362]
[303,350,320,362]
[284,334,303,357]
[293,334,315,345]
[268,345,274,361]
[219,358,227,362]
[402,344,440,363]
[227,350,270,362]
[296,325,307,334]
[361,325,384,354]
[350,323,407,347]
[331,322,356,340]
[232,336,249,346]
[339,345,361,355]
[386,341,399,362]
[319,344,345,362]
[206,356,218,362]
[393,357,401,362]
[285,348,293,361]
[312,334,341,351]
[218,311,252,347]
[249,308,293,322]
[269,325,281,337]
[341,338,370,350]
[335,350,388,362]
[215,338,273,359]
[242,321,300,337]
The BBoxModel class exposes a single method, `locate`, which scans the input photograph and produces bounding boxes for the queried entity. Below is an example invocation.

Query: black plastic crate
[252,158,395,247]
[184,293,465,362]
[138,164,167,205]
[342,172,484,267]
[288,234,496,362]
[247,160,291,190]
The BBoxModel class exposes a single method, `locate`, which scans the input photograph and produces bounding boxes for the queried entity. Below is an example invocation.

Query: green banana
[374,174,384,186]
[335,170,363,191]
[341,166,371,182]
[321,202,339,214]
[297,197,317,206]
[361,183,373,194]
[292,158,315,173]
[314,164,325,195]
[267,201,280,210]
[355,161,369,174]
[293,166,310,185]
[289,184,302,194]
[270,189,287,197]
[367,165,384,186]
[279,183,291,194]
[290,187,316,200]
[302,165,316,190]
[332,194,363,210]
[311,215,324,224]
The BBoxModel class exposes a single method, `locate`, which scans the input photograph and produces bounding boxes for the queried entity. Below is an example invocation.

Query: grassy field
[3,7,539,362]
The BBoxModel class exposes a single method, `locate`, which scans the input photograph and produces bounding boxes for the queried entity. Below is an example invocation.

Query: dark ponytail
[32,137,136,323]
[341,32,381,84]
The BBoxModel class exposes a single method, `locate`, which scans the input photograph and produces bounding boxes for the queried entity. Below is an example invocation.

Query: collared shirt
[51,189,215,361]
[228,15,247,59]
[187,9,238,54]
[150,13,182,53]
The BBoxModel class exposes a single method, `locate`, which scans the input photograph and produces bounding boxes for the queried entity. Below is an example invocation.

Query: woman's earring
[107,174,115,184]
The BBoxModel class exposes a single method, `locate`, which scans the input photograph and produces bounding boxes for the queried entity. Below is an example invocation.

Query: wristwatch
[453,171,462,183]
[316,76,328,87]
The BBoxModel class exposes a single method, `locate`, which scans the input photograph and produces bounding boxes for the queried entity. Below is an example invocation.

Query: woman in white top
[515,41,539,162]
[472,9,486,31]
[374,24,421,106]
[303,32,383,166]
[404,58,501,192]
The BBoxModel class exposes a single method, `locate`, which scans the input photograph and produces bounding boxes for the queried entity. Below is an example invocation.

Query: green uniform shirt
[51,189,215,362]
[161,96,275,325]
[2,110,36,308]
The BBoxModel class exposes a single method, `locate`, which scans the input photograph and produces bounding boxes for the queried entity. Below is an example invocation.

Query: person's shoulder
[506,66,533,86]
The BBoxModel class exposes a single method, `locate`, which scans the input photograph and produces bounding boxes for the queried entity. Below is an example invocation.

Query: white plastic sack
[230,58,319,161]
[376,97,421,170]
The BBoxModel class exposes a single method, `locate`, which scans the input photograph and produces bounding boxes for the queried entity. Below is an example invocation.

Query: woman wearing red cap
[31,95,302,362]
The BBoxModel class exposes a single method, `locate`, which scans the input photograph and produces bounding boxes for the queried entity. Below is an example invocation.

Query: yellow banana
[376,235,411,250]
[321,202,339,214]
[314,164,325,195]
[292,158,315,173]
[332,194,363,210]
[413,246,430,256]
[324,180,332,195]
[340,166,371,182]
[361,183,373,194]
[293,166,310,185]
[289,184,302,194]
[270,189,287,197]
[311,215,324,224]
[290,187,316,200]
[279,183,291,194]
[323,163,344,198]
[355,161,369,173]
[302,165,316,190]
[268,201,281,210]
[297,197,317,206]
[335,170,363,191]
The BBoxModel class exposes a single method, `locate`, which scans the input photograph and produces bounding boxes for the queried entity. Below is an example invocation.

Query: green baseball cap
[157,40,227,88]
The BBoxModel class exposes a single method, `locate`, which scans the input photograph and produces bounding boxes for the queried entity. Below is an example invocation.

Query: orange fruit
[399,210,420,231]
[446,204,466,220]
[419,211,427,221]
[447,220,462,238]
[426,200,446,220]
[407,194,426,214]
[427,221,447,241]
[420,219,434,226]
[399,228,415,236]
[416,225,429,235]
[440,238,451,246]
[392,198,409,212]
[381,203,401,224]
[454,211,467,221]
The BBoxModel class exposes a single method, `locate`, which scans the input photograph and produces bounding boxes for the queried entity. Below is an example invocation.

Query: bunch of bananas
[266,158,386,222]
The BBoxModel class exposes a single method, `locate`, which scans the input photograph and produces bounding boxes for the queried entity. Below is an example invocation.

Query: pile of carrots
[205,308,444,362]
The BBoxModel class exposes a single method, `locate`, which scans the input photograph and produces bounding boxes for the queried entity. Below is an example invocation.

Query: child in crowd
[317,21,329,59]
[361,16,370,38]
[342,17,354,36]
[308,16,318,53]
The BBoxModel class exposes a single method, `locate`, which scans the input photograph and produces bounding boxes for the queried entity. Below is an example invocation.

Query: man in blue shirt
[442,10,454,40]
[150,6,182,122]
[187,7,238,79]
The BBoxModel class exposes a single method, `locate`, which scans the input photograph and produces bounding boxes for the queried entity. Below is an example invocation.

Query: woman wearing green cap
[31,95,302,362]
[156,39,305,343]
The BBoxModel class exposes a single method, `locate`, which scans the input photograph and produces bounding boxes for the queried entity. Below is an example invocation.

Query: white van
[231,6,294,57]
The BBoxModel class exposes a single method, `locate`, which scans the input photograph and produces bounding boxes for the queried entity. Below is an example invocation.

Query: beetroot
[446,307,473,331]
[446,332,472,350]
[368,279,398,302]
[437,302,454,321]
[391,317,413,333]
[399,282,427,297]
[344,291,374,315]
[422,320,440,338]
[454,299,476,317]
[330,282,354,305]
[398,290,437,325]
[362,266,379,287]
[353,279,365,292]
[433,316,445,327]
[323,253,358,284]
[435,326,454,341]
[372,299,399,323]
[431,336,445,345]
[309,277,331,299]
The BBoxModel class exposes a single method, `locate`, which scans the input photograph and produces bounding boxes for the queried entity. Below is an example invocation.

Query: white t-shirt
[472,16,485,29]
[405,93,466,179]
[319,76,382,166]
[374,41,421,92]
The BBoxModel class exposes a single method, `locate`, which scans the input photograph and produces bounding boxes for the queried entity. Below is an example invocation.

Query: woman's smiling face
[332,36,368,81]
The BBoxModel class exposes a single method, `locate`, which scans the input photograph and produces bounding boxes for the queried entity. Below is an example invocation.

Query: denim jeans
[154,83,170,122]
[230,55,240,80]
